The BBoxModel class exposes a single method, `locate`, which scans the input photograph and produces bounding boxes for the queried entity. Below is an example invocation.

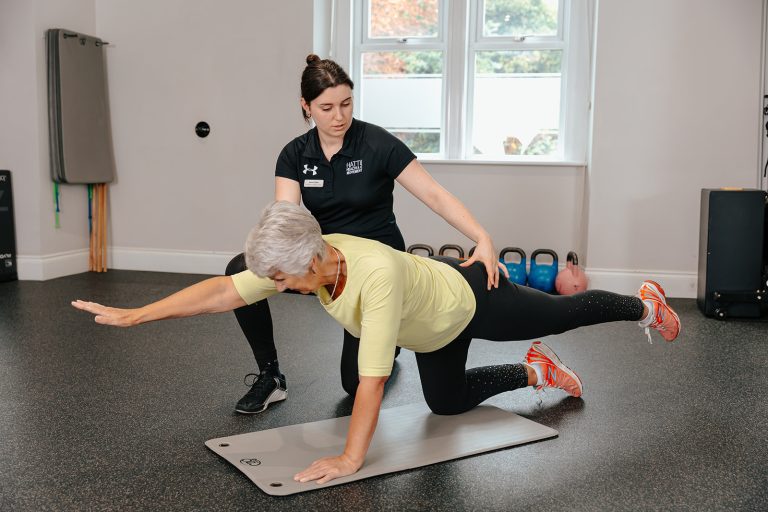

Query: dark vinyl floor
[1,270,766,511]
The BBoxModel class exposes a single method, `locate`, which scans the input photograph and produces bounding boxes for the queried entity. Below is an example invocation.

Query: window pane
[369,0,439,39]
[361,51,443,154]
[472,50,561,157]
[483,0,559,38]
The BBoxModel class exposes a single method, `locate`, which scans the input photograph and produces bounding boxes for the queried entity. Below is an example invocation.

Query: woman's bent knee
[424,397,469,416]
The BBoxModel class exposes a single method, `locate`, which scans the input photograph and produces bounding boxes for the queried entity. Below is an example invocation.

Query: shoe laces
[243,372,276,393]
[644,327,653,345]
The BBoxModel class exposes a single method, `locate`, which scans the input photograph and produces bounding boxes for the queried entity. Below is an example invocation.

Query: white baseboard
[16,247,238,280]
[585,268,698,299]
[17,250,90,281]
[110,246,238,275]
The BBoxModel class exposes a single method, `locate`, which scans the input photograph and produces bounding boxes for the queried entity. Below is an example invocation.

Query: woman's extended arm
[294,375,387,484]
[71,275,247,327]
[396,159,508,289]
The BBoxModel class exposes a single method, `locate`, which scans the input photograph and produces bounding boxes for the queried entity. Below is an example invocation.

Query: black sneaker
[235,366,287,414]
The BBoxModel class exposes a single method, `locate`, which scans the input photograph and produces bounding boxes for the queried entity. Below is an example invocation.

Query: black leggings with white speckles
[415,258,645,415]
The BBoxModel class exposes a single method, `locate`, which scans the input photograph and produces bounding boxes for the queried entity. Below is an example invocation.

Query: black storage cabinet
[697,188,767,318]
[0,170,17,282]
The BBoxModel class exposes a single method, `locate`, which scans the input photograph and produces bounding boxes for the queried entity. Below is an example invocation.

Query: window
[345,0,591,161]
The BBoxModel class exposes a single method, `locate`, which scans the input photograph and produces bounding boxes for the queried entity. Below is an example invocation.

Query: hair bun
[306,54,321,65]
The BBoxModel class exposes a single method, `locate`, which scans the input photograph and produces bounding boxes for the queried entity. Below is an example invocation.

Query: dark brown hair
[300,54,354,122]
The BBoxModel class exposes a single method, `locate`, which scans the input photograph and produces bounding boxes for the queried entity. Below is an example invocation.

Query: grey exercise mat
[206,402,558,496]
[46,28,115,184]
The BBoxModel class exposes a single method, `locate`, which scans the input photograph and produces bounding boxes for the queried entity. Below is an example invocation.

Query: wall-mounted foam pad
[206,402,557,496]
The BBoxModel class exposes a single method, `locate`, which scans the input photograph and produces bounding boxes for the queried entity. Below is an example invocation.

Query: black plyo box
[0,170,18,282]
[697,188,767,317]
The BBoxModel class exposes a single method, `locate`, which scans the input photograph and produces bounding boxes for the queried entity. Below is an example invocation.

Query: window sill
[420,158,587,167]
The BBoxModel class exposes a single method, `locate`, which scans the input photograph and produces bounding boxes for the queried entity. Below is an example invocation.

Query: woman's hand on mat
[460,236,509,290]
[71,300,139,327]
[294,454,361,484]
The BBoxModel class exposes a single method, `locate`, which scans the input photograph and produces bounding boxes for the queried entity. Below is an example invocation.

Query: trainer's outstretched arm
[71,276,247,327]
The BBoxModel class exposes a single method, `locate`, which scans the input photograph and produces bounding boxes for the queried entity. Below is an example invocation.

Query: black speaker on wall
[697,188,767,318]
[0,170,18,282]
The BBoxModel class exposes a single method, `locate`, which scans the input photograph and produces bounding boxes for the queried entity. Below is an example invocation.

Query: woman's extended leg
[432,257,654,342]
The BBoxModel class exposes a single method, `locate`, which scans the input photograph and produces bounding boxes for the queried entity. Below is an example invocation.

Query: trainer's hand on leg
[71,300,139,327]
[294,454,361,484]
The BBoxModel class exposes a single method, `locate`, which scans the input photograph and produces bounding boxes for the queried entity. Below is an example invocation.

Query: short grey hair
[245,201,326,277]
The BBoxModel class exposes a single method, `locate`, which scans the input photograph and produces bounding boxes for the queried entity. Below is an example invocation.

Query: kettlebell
[407,244,434,257]
[555,251,588,295]
[468,246,476,258]
[499,247,527,286]
[528,249,559,293]
[439,244,465,260]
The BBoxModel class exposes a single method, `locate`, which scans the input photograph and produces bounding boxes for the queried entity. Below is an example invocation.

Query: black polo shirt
[275,119,416,250]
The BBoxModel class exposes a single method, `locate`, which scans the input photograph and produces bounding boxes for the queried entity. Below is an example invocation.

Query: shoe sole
[235,388,288,415]
[527,342,583,397]
[640,281,681,342]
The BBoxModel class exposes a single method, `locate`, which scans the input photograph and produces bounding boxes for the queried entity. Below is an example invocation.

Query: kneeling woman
[72,201,680,485]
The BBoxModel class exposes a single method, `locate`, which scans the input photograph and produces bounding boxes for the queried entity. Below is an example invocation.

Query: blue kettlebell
[499,247,527,285]
[407,244,434,257]
[528,249,559,293]
[439,244,465,260]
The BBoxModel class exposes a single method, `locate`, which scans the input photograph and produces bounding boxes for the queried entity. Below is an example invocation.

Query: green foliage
[483,0,558,37]
[392,131,441,153]
[523,130,558,155]
[364,51,443,75]
[476,50,561,74]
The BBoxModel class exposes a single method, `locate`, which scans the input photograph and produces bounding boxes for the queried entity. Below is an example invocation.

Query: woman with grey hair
[72,201,680,485]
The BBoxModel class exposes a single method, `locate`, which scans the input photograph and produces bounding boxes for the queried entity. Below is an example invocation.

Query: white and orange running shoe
[637,280,681,343]
[525,341,583,398]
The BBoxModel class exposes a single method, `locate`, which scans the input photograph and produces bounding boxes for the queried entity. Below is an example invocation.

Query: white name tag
[304,179,324,188]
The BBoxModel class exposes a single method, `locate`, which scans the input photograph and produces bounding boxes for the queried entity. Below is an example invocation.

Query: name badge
[304,179,324,188]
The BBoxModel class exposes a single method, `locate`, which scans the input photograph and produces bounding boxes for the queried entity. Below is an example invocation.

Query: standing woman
[225,54,506,414]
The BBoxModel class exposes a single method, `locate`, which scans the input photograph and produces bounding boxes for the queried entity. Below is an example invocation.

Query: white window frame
[352,0,449,158]
[326,0,592,163]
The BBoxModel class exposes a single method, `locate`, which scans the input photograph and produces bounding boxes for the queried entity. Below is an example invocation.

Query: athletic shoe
[235,364,287,414]
[637,280,681,343]
[525,341,583,397]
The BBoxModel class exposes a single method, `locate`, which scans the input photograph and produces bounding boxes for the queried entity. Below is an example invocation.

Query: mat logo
[303,165,318,176]
[346,159,363,175]
[240,458,262,467]
[0,175,6,182]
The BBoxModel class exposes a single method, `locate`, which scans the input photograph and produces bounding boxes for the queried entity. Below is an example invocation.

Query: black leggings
[411,257,643,415]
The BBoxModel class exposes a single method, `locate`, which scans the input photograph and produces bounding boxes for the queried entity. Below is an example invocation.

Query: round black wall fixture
[195,121,211,138]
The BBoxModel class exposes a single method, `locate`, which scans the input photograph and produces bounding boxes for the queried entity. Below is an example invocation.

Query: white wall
[397,163,585,262]
[95,0,313,274]
[586,0,764,296]
[0,0,96,279]
[4,1,764,299]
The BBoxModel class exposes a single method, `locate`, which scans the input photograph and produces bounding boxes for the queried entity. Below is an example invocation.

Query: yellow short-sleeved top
[230,233,476,377]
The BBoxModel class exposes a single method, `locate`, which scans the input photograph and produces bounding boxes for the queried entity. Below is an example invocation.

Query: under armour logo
[303,165,318,176]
